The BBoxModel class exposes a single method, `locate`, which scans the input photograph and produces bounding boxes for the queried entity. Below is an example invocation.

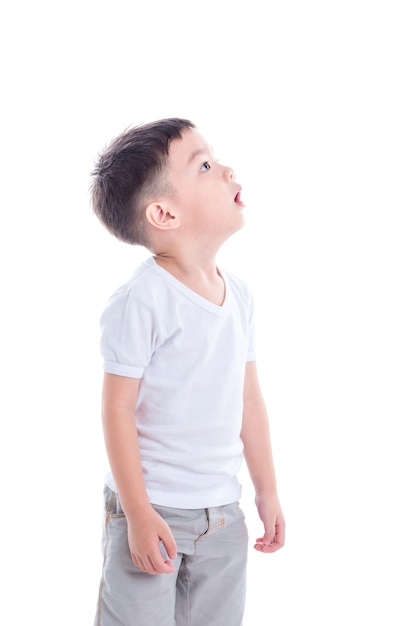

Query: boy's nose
[224,165,235,181]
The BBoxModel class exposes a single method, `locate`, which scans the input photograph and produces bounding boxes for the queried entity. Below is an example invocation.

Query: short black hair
[90,117,195,246]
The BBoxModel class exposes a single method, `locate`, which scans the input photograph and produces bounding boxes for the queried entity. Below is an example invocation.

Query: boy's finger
[161,532,178,561]
[146,550,176,574]
[262,525,276,544]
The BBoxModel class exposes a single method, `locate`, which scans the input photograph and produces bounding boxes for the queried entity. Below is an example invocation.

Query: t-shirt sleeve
[99,288,158,379]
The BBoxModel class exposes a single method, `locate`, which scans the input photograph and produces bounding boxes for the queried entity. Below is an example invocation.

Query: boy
[91,118,285,626]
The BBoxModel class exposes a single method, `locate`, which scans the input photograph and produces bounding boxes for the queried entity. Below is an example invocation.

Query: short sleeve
[100,287,159,379]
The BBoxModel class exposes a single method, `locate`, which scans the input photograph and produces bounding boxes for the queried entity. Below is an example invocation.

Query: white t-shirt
[100,256,256,508]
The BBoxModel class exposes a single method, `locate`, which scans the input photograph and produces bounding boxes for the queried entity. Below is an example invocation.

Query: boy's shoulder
[116,256,168,292]
[106,257,254,314]
[221,266,253,303]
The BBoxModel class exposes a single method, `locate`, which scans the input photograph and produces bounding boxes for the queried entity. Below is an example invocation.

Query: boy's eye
[200,161,211,172]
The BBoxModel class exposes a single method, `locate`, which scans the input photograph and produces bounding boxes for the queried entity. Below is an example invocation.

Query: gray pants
[94,486,249,626]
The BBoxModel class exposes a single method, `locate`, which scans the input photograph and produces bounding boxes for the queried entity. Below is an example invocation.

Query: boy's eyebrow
[187,146,214,164]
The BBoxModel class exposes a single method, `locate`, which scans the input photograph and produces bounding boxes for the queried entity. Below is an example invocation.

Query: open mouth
[234,189,245,207]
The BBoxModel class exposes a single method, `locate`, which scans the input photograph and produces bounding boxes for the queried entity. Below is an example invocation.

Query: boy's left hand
[254,495,286,553]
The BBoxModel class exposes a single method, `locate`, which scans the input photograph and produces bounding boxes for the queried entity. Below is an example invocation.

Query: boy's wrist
[118,494,153,520]
[254,486,279,501]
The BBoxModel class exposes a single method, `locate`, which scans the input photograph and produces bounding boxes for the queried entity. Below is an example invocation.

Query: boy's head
[91,118,195,247]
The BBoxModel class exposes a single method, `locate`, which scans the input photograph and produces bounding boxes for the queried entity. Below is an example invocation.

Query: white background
[1,1,417,624]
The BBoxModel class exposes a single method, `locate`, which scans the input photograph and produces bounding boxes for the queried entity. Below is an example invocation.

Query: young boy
[91,118,285,626]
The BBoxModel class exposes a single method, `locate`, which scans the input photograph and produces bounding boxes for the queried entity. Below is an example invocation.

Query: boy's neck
[153,252,225,306]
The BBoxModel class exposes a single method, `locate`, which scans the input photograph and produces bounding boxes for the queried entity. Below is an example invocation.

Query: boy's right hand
[127,506,178,575]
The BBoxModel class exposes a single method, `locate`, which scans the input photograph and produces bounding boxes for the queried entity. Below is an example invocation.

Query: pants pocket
[103,484,125,518]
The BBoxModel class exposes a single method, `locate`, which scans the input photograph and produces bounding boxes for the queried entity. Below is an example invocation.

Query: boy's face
[165,128,245,246]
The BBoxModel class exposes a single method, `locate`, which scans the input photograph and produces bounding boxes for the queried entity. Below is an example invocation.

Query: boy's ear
[145,202,180,231]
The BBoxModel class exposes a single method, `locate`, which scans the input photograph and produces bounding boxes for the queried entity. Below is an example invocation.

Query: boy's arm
[241,361,286,553]
[101,372,177,574]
